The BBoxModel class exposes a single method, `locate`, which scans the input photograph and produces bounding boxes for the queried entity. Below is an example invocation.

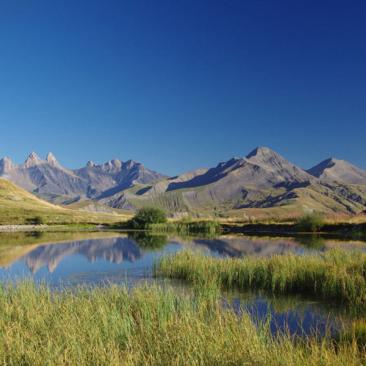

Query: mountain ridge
[99,146,366,216]
[1,147,365,216]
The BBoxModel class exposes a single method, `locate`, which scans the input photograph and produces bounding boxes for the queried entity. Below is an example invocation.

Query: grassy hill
[0,179,131,225]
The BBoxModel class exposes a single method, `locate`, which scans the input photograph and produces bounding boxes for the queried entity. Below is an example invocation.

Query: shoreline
[0,221,365,238]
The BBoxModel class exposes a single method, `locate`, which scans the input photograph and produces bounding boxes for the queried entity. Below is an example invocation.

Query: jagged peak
[28,151,41,160]
[24,152,43,167]
[124,159,141,168]
[1,156,12,163]
[104,159,122,168]
[46,152,59,165]
[110,158,121,166]
[0,156,13,165]
[86,160,97,168]
[0,156,14,172]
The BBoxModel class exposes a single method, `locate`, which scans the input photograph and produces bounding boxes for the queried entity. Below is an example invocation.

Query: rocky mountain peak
[245,146,290,170]
[104,159,122,169]
[46,152,59,166]
[244,146,313,184]
[246,146,281,160]
[24,152,43,168]
[110,159,122,167]
[0,156,14,173]
[124,159,140,169]
[86,160,96,168]
[307,158,366,184]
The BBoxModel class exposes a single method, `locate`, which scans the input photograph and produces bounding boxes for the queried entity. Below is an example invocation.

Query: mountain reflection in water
[24,237,142,273]
[0,232,365,277]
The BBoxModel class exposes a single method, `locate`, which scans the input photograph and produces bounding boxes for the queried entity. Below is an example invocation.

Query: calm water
[0,231,365,336]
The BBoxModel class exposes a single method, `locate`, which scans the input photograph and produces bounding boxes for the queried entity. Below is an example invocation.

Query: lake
[0,231,365,336]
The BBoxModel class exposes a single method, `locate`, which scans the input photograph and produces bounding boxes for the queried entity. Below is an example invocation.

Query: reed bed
[156,249,366,306]
[0,282,364,365]
[148,220,221,235]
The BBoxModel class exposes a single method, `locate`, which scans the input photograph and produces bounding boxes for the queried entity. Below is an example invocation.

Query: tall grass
[156,249,366,306]
[0,282,364,365]
[148,220,221,235]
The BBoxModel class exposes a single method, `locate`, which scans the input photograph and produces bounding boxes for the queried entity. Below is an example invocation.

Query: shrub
[296,213,324,232]
[129,207,167,229]
[25,216,44,225]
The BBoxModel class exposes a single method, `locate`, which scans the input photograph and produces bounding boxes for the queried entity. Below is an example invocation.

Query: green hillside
[0,179,130,225]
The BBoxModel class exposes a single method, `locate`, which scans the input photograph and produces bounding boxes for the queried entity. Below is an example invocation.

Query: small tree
[129,207,167,229]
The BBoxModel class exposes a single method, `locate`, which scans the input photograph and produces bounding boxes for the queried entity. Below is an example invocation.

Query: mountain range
[0,152,164,204]
[1,147,365,217]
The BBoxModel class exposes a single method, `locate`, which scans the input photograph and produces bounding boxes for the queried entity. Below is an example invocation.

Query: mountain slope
[0,178,128,225]
[307,158,366,185]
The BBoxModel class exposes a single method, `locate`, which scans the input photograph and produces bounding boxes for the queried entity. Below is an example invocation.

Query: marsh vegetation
[156,249,366,307]
[0,282,365,365]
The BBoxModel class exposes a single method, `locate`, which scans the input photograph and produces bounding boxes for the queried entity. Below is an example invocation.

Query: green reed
[0,281,365,365]
[156,249,366,306]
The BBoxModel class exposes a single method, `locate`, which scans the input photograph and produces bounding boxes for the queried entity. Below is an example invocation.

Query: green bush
[25,216,44,225]
[129,207,167,229]
[296,213,324,232]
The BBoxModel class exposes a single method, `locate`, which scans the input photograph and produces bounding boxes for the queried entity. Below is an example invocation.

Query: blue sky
[0,0,365,175]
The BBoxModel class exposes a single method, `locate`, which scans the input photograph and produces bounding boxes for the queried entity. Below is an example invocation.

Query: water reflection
[224,291,348,338]
[24,237,142,273]
[128,232,168,249]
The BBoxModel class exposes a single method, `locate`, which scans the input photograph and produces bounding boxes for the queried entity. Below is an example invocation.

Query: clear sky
[0,0,365,175]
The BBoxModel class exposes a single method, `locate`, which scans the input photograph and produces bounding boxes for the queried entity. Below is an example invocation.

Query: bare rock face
[0,157,14,174]
[46,152,59,166]
[307,158,366,185]
[23,152,43,168]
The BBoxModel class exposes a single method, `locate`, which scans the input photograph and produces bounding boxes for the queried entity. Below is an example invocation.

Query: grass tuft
[156,249,366,306]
